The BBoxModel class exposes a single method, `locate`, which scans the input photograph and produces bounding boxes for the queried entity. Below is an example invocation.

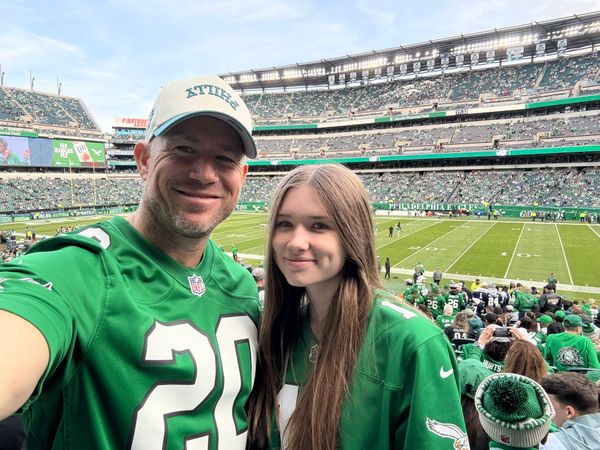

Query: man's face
[135,116,248,239]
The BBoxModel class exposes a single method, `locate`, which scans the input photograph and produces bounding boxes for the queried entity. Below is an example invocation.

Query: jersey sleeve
[392,331,469,449]
[0,237,108,411]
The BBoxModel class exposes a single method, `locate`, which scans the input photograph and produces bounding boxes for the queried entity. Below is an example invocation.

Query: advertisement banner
[51,140,106,167]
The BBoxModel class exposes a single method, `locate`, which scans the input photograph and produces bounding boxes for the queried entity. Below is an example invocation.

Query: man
[513,285,539,318]
[432,267,442,285]
[545,314,600,372]
[426,283,446,319]
[413,261,424,283]
[444,282,467,315]
[0,75,261,449]
[384,257,391,279]
[548,273,558,290]
[539,284,562,313]
[252,266,265,309]
[540,372,600,450]
[470,278,482,293]
[435,304,455,329]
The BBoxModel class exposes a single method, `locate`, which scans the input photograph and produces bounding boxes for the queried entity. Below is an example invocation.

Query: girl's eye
[276,220,292,228]
[312,222,330,230]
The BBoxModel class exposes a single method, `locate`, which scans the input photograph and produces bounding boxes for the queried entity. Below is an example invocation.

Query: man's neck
[128,211,209,268]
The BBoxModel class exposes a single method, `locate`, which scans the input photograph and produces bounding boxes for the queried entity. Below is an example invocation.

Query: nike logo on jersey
[440,367,454,378]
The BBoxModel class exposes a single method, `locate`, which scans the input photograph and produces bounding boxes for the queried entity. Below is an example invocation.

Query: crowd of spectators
[244,53,600,122]
[0,87,99,130]
[400,275,600,449]
[254,111,600,158]
[0,166,597,215]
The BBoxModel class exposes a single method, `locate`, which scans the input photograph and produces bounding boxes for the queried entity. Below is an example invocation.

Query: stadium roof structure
[220,11,600,93]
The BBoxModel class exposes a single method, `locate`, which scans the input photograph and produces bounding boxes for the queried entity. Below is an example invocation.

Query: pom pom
[487,378,528,414]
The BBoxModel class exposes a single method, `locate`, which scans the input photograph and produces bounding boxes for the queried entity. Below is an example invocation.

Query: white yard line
[555,224,574,285]
[393,222,469,267]
[376,220,442,252]
[445,222,497,273]
[503,223,526,279]
[588,225,600,239]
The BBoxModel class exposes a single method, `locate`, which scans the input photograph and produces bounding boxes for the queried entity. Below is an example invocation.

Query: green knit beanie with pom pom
[475,373,555,448]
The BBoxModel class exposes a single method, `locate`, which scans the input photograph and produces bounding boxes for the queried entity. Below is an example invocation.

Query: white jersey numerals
[78,227,111,249]
[128,317,257,450]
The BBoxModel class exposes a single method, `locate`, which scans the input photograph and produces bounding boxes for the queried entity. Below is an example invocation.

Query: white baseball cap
[145,75,257,158]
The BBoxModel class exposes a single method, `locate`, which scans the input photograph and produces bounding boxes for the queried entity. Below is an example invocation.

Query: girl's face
[272,184,345,300]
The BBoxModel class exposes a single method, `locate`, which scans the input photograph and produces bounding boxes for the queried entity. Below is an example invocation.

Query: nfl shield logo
[500,434,511,444]
[188,274,206,298]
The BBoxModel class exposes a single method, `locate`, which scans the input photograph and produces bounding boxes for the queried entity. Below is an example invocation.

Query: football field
[8,212,600,301]
[209,213,600,300]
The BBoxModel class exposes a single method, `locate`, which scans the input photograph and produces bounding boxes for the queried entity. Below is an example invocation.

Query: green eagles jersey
[427,294,446,318]
[544,332,600,372]
[269,292,469,450]
[461,344,504,373]
[436,313,455,329]
[513,291,538,312]
[444,291,466,314]
[0,217,261,450]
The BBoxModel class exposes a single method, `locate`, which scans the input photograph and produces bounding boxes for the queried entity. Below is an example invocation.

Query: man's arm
[0,310,49,419]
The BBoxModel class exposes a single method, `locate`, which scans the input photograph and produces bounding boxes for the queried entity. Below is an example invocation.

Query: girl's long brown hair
[502,340,548,383]
[247,164,382,450]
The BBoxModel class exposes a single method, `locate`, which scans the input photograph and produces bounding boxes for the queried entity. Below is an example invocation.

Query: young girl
[248,164,467,450]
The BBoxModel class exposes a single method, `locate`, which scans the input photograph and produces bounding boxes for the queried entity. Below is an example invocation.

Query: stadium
[1,12,599,300]
[1,9,600,449]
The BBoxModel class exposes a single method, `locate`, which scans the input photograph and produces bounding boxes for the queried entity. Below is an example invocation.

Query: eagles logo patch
[426,418,470,449]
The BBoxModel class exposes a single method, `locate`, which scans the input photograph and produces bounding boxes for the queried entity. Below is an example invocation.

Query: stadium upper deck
[0,86,102,138]
[221,12,600,94]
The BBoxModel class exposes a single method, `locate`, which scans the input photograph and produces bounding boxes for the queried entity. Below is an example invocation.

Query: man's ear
[134,141,150,181]
[566,405,577,420]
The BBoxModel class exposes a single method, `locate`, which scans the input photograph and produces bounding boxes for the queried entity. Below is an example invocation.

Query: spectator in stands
[458,359,493,450]
[0,75,260,448]
[466,308,484,340]
[252,267,265,310]
[503,340,549,384]
[547,273,558,290]
[462,325,515,373]
[547,321,565,336]
[545,314,600,371]
[444,311,473,341]
[248,164,467,450]
[540,372,600,450]
[475,373,554,450]
[436,303,456,329]
[539,285,563,313]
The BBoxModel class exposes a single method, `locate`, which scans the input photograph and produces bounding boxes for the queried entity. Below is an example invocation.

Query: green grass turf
[4,213,599,302]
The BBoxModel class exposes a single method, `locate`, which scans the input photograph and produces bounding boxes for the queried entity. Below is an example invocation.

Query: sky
[0,0,598,132]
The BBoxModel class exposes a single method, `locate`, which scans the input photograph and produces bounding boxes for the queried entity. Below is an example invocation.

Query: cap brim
[150,111,257,159]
